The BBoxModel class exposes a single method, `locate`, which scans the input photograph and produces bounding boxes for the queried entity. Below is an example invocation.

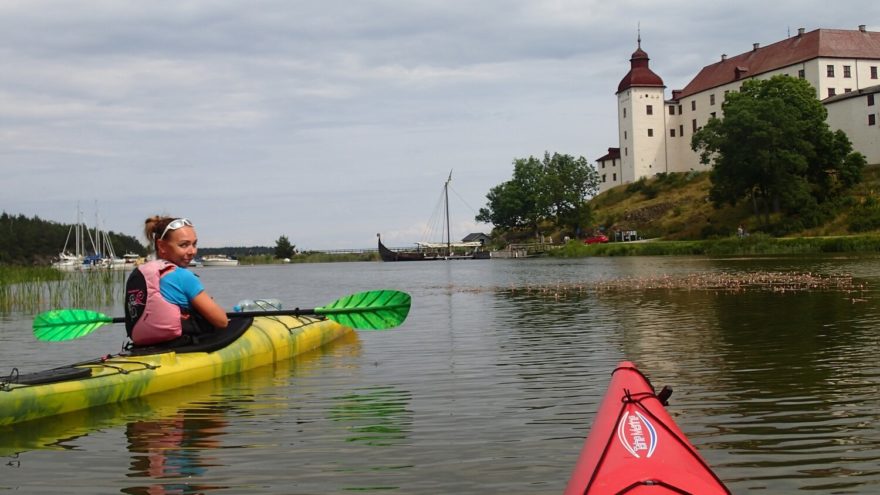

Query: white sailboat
[52,207,129,271]
[52,210,87,271]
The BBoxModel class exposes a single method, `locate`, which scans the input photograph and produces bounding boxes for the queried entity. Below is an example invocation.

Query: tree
[542,152,600,233]
[692,75,866,227]
[477,156,549,232]
[274,235,296,259]
[476,152,600,235]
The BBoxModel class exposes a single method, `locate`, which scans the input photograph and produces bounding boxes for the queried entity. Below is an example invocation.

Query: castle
[597,26,880,193]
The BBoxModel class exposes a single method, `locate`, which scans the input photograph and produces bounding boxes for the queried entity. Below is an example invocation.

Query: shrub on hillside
[849,198,880,232]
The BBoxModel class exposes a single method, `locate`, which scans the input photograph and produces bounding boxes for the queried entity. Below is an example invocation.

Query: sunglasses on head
[158,218,193,241]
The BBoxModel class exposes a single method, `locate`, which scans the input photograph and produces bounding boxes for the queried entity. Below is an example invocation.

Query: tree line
[0,212,301,266]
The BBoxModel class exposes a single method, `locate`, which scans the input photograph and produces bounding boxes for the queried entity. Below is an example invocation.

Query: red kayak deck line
[564,361,730,494]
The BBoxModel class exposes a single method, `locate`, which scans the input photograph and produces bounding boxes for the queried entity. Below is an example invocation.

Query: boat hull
[0,315,352,426]
[377,237,488,262]
[201,258,239,266]
[564,361,729,494]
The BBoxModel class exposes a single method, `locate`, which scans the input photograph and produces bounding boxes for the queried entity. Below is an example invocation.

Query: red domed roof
[617,44,664,93]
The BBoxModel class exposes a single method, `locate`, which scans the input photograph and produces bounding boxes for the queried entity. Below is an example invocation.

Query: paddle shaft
[105,308,321,324]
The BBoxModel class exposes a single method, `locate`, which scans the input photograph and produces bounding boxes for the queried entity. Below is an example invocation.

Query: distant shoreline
[550,233,880,257]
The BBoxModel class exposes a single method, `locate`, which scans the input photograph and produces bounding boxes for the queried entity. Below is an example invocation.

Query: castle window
[670,128,676,137]
[613,173,617,181]
[869,94,875,106]
[872,66,878,79]
[710,112,716,119]
[669,106,675,115]
[679,124,684,136]
[710,94,716,105]
[827,65,835,77]
[602,174,606,183]
[647,128,653,137]
[625,148,628,156]
[870,114,876,126]
[692,119,697,132]
[623,108,627,118]
[843,66,851,78]
[691,100,696,111]
[677,105,682,114]
[646,105,653,115]
[798,69,805,79]
[624,131,627,140]
[828,88,836,98]
[845,88,852,94]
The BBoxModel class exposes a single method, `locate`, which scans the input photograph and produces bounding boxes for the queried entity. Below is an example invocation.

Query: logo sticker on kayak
[617,411,657,458]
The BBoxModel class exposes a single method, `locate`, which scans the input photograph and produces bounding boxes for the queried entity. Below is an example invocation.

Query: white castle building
[597,26,880,193]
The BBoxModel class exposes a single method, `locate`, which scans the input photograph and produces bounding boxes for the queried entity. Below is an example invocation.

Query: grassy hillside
[586,165,880,241]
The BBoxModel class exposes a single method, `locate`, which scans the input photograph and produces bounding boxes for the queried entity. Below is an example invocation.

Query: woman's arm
[191,291,229,329]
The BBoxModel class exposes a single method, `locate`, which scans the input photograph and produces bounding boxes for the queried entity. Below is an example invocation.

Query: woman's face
[157,226,198,267]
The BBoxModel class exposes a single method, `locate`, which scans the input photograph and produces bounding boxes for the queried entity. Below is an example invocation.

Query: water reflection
[122,410,228,495]
[329,386,413,447]
[3,258,880,493]
[491,274,880,492]
[1,331,363,493]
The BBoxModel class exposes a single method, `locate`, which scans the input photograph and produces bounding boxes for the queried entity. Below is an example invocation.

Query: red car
[584,234,609,244]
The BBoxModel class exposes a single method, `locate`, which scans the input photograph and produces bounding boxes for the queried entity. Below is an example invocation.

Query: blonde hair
[143,215,176,251]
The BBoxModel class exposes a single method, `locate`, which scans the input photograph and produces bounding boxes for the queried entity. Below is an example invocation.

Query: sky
[2,1,878,250]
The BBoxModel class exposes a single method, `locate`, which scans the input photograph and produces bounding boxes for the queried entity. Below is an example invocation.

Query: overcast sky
[2,1,877,250]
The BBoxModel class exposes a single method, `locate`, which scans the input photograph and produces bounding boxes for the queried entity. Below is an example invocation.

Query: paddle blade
[316,290,411,330]
[33,309,115,342]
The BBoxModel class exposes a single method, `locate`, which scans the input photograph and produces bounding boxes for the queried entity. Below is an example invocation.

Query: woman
[124,216,228,346]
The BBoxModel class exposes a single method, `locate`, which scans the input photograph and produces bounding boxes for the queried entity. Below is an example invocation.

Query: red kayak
[564,361,730,494]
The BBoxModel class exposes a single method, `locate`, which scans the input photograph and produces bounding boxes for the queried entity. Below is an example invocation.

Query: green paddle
[33,289,411,342]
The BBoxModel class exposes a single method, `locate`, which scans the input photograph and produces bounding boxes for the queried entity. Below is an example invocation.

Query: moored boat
[378,171,490,262]
[0,315,351,426]
[201,254,239,267]
[564,361,730,494]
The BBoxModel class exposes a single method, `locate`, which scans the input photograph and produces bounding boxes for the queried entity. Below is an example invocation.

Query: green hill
[586,165,880,241]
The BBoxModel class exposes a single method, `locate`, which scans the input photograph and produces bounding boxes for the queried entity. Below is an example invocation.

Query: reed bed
[0,266,126,315]
[496,271,867,299]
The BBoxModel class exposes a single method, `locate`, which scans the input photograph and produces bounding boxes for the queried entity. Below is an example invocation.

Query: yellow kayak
[0,315,352,426]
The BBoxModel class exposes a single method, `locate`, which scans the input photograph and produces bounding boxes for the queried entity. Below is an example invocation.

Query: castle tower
[616,35,667,184]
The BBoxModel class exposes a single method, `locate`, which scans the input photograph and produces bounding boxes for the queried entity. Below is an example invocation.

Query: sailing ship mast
[444,171,452,257]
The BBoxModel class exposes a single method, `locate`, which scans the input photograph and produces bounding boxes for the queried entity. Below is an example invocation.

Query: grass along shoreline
[551,233,880,257]
[0,267,124,314]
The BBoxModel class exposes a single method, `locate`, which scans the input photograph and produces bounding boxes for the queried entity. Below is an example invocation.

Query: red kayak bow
[564,361,730,494]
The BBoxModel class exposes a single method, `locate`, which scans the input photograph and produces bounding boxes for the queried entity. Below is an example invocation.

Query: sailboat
[53,210,87,271]
[52,207,128,271]
[377,172,490,262]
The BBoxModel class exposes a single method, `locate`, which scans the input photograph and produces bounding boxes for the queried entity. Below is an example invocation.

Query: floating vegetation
[496,272,868,299]
[0,267,127,315]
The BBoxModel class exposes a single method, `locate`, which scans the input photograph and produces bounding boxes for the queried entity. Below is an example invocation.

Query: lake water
[1,256,879,494]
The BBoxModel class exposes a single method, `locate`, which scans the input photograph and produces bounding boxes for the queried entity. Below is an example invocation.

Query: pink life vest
[124,259,185,345]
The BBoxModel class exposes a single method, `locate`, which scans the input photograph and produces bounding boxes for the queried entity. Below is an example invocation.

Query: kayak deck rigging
[565,361,730,494]
[0,314,351,426]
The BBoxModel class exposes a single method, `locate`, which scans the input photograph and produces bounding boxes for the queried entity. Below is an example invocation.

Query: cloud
[1,0,877,248]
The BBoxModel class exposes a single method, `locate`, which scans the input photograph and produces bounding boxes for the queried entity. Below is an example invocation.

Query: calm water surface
[1,256,879,494]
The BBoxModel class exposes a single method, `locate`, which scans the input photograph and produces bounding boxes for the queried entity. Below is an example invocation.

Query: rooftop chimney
[753,43,760,51]
[721,54,727,61]
[797,27,805,36]
[859,25,866,32]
